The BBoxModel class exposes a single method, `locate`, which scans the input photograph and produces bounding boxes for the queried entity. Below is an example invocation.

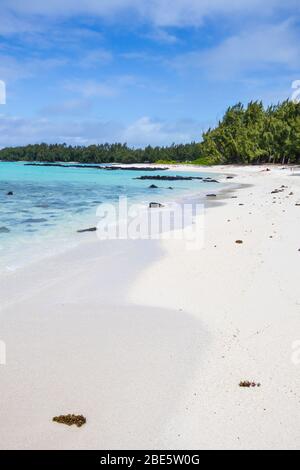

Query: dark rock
[77,227,97,233]
[168,187,173,190]
[26,163,168,172]
[104,166,168,171]
[6,191,13,196]
[0,226,10,233]
[206,194,217,197]
[271,189,284,194]
[135,175,204,181]
[149,202,164,208]
[149,184,158,189]
[235,240,243,244]
[226,176,234,179]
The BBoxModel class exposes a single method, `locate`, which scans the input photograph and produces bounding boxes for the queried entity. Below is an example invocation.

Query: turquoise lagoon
[0,162,221,271]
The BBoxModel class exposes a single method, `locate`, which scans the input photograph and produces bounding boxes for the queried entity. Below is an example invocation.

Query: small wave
[21,218,48,224]
[35,204,50,209]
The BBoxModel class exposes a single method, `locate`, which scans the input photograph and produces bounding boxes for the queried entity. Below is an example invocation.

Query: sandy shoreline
[0,165,300,449]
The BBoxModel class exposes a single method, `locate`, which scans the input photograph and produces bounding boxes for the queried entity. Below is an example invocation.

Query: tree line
[0,100,299,165]
[200,100,300,165]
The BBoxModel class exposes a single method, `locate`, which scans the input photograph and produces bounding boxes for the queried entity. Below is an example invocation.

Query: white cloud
[0,11,39,36]
[20,27,104,51]
[0,114,200,148]
[171,21,300,78]
[0,54,67,82]
[64,79,117,98]
[79,48,113,68]
[0,114,121,147]
[40,99,93,116]
[145,29,179,44]
[122,116,199,146]
[63,75,144,100]
[1,0,298,29]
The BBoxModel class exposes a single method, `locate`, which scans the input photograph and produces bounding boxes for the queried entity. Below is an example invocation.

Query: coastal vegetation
[0,100,299,165]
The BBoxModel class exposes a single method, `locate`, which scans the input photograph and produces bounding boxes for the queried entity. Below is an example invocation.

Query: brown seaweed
[52,414,86,427]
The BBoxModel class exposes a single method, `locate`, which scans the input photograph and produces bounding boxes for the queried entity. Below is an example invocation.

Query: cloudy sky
[0,0,299,148]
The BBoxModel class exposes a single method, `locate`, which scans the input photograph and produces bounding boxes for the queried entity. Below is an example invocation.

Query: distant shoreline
[1,159,300,169]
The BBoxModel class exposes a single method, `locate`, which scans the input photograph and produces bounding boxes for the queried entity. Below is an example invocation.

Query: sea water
[0,162,221,272]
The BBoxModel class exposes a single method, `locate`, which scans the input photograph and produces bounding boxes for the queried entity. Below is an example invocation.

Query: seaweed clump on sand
[239,381,261,388]
[52,414,86,427]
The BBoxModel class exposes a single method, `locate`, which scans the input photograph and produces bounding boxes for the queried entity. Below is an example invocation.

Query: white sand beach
[0,165,300,449]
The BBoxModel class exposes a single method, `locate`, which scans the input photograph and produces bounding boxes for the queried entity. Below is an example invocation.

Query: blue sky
[0,0,299,147]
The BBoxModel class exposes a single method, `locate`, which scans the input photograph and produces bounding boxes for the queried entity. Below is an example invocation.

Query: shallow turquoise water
[0,162,220,271]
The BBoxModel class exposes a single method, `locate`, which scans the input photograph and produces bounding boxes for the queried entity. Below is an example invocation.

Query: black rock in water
[135,175,204,181]
[25,163,168,172]
[77,227,97,233]
[149,184,158,189]
[0,226,10,233]
[149,202,164,208]
[104,166,168,171]
[6,191,13,196]
[206,194,217,197]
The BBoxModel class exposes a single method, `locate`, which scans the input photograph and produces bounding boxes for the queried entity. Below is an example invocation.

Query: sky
[0,0,299,148]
